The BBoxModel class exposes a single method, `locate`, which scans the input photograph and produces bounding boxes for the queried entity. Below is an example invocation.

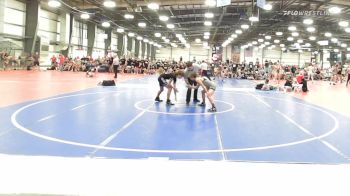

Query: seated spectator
[296,72,304,84]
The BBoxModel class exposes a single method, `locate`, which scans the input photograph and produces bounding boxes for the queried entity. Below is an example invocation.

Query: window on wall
[3,7,25,36]
[94,28,105,49]
[38,9,60,42]
[72,20,87,48]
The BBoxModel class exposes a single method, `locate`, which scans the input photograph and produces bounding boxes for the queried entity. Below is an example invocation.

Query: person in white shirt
[307,64,314,81]
[113,55,120,78]
[200,60,211,79]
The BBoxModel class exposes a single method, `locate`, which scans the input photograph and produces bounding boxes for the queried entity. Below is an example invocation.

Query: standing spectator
[50,55,57,67]
[346,66,350,87]
[307,64,314,81]
[200,60,210,79]
[113,55,120,79]
[33,52,40,69]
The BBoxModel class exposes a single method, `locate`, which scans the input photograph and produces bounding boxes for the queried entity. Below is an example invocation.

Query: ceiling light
[241,24,249,29]
[248,43,253,47]
[204,32,210,36]
[167,24,175,29]
[287,37,294,41]
[331,38,338,43]
[341,43,347,48]
[48,0,61,8]
[306,27,316,32]
[155,32,161,37]
[80,13,90,19]
[258,39,264,43]
[280,44,285,47]
[292,32,299,37]
[288,26,297,31]
[149,41,154,45]
[235,29,243,34]
[102,22,110,27]
[204,21,212,26]
[252,41,258,45]
[298,49,303,53]
[117,28,124,33]
[143,39,149,43]
[103,0,116,8]
[334,49,339,52]
[274,40,280,44]
[345,28,350,33]
[203,42,208,47]
[128,32,135,37]
[264,42,270,45]
[205,12,214,18]
[249,16,259,22]
[347,48,350,51]
[305,43,311,47]
[185,44,191,48]
[309,36,316,41]
[297,39,303,43]
[137,36,143,40]
[205,0,216,7]
[339,21,349,27]
[175,34,183,38]
[325,32,332,37]
[264,4,272,10]
[159,15,169,21]
[195,38,201,43]
[231,34,238,38]
[265,35,271,40]
[282,48,286,51]
[303,19,313,25]
[164,39,170,43]
[124,14,134,19]
[329,6,341,14]
[276,32,283,36]
[138,22,146,27]
[228,37,233,41]
[204,35,210,39]
[148,2,159,10]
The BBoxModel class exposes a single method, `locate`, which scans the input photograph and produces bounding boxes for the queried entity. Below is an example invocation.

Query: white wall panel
[5,0,25,11]
[157,45,210,62]
[3,23,24,36]
[4,8,25,25]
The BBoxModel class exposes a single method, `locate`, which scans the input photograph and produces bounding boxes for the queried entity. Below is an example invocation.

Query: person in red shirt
[296,72,304,84]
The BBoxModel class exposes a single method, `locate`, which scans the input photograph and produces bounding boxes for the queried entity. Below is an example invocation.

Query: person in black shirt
[155,70,185,105]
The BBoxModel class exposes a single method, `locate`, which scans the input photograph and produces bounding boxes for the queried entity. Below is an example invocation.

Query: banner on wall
[212,45,223,61]
[231,46,240,63]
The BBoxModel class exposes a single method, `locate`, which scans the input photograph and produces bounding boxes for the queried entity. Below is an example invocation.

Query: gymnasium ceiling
[43,0,350,50]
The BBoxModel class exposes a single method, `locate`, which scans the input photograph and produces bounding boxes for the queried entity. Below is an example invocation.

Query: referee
[184,62,201,104]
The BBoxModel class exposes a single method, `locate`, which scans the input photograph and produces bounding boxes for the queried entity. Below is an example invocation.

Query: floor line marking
[276,110,350,161]
[249,93,348,160]
[37,115,56,122]
[71,97,106,111]
[10,91,339,154]
[214,115,227,160]
[248,92,272,108]
[89,104,154,156]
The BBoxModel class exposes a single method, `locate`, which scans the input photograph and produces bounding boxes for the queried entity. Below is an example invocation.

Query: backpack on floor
[100,80,116,86]
[255,83,264,90]
[302,79,308,92]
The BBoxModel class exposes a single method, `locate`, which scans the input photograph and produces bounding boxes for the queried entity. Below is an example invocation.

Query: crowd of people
[2,50,350,89]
